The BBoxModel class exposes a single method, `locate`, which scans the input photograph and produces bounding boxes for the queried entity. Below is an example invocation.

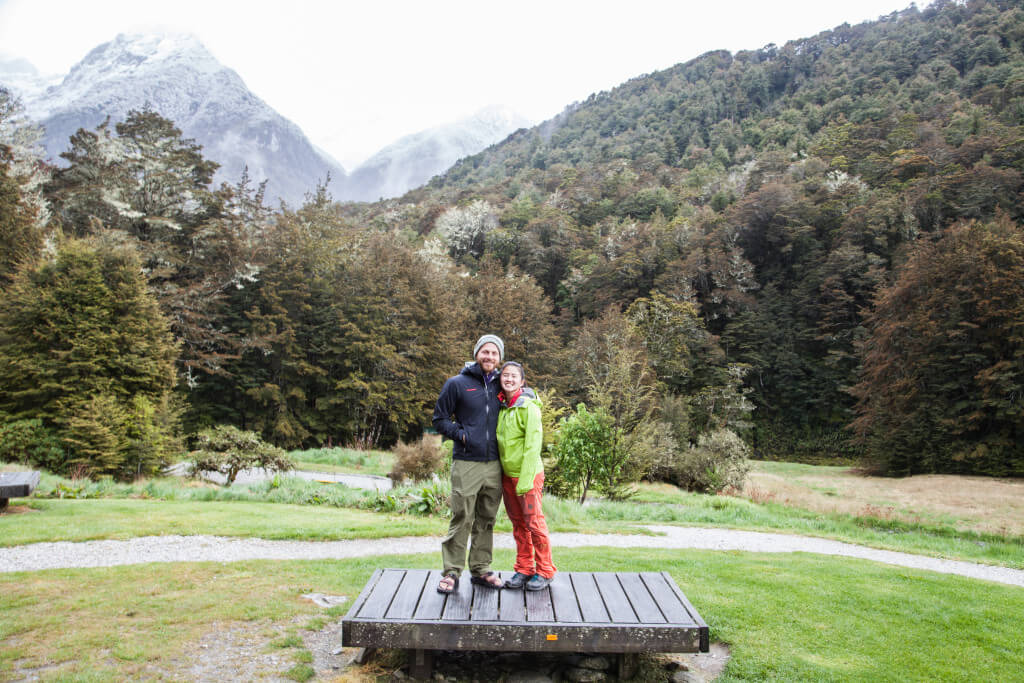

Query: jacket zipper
[484,373,491,454]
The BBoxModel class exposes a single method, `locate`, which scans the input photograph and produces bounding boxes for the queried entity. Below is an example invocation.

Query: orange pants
[502,473,556,579]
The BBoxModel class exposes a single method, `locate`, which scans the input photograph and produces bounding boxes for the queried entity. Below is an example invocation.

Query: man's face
[476,343,500,373]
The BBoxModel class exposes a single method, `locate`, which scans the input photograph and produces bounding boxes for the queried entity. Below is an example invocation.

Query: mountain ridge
[1,34,532,205]
[2,33,345,206]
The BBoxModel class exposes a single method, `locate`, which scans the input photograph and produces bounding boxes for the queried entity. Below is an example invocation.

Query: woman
[496,361,556,590]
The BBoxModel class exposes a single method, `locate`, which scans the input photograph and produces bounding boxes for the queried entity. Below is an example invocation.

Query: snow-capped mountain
[339,105,531,202]
[1,34,346,206]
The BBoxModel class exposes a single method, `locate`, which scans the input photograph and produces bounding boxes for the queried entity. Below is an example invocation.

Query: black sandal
[437,572,459,594]
[470,571,503,589]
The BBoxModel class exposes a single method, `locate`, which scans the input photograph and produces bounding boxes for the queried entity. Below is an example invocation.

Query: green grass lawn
[1,548,1021,682]
[0,498,441,545]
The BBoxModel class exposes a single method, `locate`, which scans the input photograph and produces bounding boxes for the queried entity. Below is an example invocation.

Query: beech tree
[436,199,497,260]
[0,90,47,286]
[461,258,567,392]
[45,110,269,381]
[0,151,40,286]
[851,216,1024,476]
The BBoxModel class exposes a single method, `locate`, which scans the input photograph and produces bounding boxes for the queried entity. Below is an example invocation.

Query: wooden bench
[0,471,41,510]
[342,569,709,679]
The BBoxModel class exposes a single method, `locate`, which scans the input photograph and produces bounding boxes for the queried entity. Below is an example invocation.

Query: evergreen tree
[0,240,180,478]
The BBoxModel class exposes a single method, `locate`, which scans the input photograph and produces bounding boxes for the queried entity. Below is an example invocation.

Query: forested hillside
[1,0,1021,480]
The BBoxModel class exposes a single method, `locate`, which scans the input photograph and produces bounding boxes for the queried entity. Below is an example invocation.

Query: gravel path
[2,525,1022,587]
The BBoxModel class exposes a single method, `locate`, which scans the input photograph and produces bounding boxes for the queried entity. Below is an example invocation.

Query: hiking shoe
[525,574,552,591]
[504,572,531,589]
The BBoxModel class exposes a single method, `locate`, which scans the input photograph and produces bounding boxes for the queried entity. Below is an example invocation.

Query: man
[432,334,506,593]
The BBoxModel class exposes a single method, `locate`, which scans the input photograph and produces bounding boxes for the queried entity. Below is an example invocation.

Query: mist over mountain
[0,56,60,98]
[1,33,347,206]
[339,105,531,201]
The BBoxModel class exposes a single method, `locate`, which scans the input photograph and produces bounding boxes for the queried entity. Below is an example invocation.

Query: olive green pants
[441,458,503,577]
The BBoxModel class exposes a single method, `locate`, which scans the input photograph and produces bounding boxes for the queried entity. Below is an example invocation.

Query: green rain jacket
[496,387,544,495]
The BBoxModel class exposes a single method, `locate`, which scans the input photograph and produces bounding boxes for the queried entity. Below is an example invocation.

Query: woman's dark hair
[500,361,525,380]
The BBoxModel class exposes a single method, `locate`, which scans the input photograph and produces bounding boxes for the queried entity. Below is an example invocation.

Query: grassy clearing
[742,460,1024,537]
[289,447,394,477]
[1,548,1021,681]
[546,490,1024,570]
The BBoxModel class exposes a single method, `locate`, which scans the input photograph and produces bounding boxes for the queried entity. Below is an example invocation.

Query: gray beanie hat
[473,334,504,361]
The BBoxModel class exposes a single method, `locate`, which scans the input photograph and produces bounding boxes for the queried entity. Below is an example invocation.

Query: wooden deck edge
[660,571,710,653]
[341,619,704,653]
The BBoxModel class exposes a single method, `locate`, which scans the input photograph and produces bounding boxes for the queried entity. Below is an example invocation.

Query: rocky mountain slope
[2,33,346,206]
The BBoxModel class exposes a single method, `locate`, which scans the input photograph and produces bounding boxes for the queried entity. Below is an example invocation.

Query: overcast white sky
[0,0,915,168]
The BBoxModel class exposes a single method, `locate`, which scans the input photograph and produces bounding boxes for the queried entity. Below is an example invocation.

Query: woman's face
[500,365,524,394]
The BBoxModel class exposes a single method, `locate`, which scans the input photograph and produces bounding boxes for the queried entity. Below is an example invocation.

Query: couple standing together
[432,334,556,594]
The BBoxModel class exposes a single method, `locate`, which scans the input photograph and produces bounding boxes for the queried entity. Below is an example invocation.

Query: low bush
[190,425,294,486]
[671,428,751,493]
[388,434,444,484]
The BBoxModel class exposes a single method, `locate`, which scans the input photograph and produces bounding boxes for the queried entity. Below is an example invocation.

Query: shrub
[627,419,682,483]
[0,418,64,470]
[190,425,294,486]
[672,428,752,494]
[388,434,444,484]
[548,404,636,503]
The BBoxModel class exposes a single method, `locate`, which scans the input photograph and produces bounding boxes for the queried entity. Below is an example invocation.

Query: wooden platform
[342,569,709,656]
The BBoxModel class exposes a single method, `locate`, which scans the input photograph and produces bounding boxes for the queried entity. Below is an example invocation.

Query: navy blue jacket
[432,362,501,462]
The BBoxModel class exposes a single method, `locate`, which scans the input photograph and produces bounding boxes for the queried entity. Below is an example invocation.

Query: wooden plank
[660,571,710,652]
[442,571,472,621]
[548,573,582,623]
[525,583,554,622]
[498,573,526,623]
[640,572,694,625]
[412,570,447,620]
[571,573,610,623]
[357,569,405,619]
[594,573,637,623]
[471,575,500,621]
[618,573,665,624]
[344,569,383,621]
[385,570,429,620]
